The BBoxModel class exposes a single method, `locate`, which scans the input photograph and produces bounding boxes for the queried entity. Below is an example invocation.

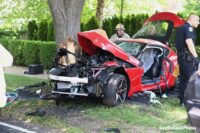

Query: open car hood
[133,12,185,44]
[78,30,140,67]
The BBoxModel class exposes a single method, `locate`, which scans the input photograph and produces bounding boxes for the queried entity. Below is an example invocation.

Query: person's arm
[185,38,198,57]
[110,34,121,43]
[110,34,117,42]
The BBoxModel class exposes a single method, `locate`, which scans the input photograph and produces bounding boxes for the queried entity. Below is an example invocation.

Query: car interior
[139,46,164,84]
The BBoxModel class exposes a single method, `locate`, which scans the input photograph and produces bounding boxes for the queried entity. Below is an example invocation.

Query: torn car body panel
[78,31,140,67]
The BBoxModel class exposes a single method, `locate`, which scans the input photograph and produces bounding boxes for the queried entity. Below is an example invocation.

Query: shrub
[47,21,55,41]
[39,42,56,69]
[11,40,26,65]
[81,22,86,31]
[0,39,56,69]
[23,41,40,65]
[0,29,18,39]
[0,39,9,49]
[110,15,121,36]
[196,26,200,46]
[37,20,48,41]
[27,20,38,40]
[130,14,137,36]
[102,18,112,38]
[123,15,131,36]
[85,16,100,31]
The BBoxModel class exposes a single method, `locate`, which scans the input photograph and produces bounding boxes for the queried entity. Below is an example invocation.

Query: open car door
[133,12,185,44]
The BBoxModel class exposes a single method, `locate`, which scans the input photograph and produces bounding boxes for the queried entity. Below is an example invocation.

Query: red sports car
[49,12,185,107]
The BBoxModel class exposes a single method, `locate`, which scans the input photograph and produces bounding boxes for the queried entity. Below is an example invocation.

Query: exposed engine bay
[49,48,127,98]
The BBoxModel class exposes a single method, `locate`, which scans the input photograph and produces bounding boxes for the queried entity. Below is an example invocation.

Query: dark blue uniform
[176,22,197,105]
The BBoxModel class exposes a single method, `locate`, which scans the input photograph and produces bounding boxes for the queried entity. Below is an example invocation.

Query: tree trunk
[48,0,86,43]
[96,0,105,28]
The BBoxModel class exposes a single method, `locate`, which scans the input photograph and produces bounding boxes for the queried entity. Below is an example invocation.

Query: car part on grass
[26,108,46,117]
[143,91,161,104]
[4,92,18,107]
[17,82,46,99]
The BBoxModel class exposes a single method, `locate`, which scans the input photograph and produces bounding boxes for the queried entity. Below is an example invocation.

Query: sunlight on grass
[5,74,46,92]
[84,99,190,129]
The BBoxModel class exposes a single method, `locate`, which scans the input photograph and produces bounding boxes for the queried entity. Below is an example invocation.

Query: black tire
[103,74,128,107]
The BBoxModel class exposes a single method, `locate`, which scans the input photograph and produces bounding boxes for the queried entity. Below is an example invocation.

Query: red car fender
[103,61,143,97]
[125,67,144,97]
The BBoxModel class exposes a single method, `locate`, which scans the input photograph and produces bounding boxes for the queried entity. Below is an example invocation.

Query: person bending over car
[110,23,130,44]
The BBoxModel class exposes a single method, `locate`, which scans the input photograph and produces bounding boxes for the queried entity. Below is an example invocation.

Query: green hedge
[85,16,99,30]
[37,20,48,41]
[47,21,55,41]
[0,29,18,39]
[39,43,57,69]
[81,14,149,38]
[0,39,56,69]
[196,46,200,57]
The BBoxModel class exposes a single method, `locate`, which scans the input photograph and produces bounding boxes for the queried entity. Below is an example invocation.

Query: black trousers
[178,56,197,104]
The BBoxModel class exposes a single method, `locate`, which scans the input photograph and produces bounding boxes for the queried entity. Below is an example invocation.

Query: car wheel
[103,74,128,107]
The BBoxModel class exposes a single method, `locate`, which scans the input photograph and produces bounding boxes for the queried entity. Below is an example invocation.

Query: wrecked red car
[48,12,185,107]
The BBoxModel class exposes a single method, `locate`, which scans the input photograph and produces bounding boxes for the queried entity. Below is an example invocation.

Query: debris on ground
[25,108,46,117]
[104,128,121,133]
[127,91,162,105]
[16,82,46,99]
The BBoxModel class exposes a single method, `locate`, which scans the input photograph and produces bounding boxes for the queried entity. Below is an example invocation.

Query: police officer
[110,23,130,43]
[176,14,200,105]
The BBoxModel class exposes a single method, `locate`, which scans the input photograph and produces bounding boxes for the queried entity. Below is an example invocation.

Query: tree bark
[96,0,105,28]
[48,0,86,43]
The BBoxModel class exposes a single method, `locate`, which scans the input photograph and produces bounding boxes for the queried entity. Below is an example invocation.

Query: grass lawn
[1,74,195,133]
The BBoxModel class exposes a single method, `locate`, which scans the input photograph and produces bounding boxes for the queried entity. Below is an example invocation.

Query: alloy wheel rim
[115,79,127,104]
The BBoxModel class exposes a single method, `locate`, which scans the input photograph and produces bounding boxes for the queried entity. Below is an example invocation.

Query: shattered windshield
[132,21,169,39]
[117,41,145,57]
